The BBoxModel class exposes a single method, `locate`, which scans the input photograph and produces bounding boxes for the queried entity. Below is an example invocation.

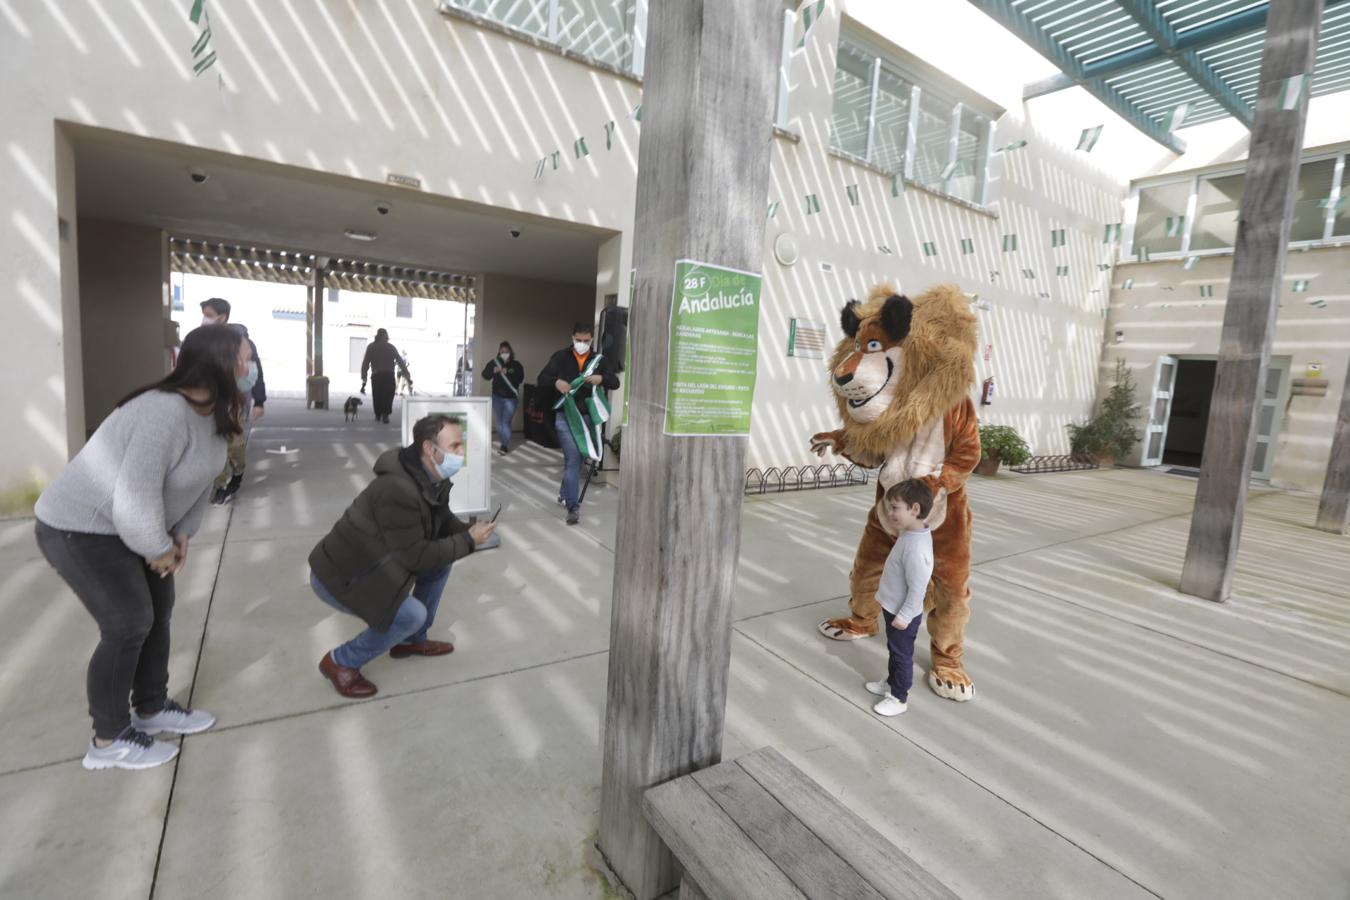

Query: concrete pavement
[1,398,1347,899]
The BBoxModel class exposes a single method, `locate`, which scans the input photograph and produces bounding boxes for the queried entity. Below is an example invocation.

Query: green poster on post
[664,259,762,436]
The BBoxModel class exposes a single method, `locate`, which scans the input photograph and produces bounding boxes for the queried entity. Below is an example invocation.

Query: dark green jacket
[309,446,474,631]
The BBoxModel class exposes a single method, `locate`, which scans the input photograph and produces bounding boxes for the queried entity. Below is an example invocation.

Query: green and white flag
[1166,216,1185,237]
[1278,74,1309,110]
[1183,256,1198,270]
[940,159,960,180]
[189,1,217,76]
[878,244,894,255]
[1122,277,1135,290]
[1022,268,1036,280]
[1317,195,1346,211]
[960,238,974,255]
[1077,124,1103,152]
[796,0,826,48]
[1002,233,1017,252]
[922,241,938,257]
[534,158,547,179]
[1163,101,1192,132]
[1199,284,1213,297]
[805,193,821,214]
[890,173,904,197]
[1103,223,1121,243]
[1051,228,1066,247]
[553,353,610,463]
[574,137,589,158]
[766,201,780,219]
[1310,298,1327,308]
[846,184,859,206]
[1056,265,1069,277]
[1137,246,1151,262]
[604,120,616,150]
[996,139,1027,152]
[1292,279,1310,292]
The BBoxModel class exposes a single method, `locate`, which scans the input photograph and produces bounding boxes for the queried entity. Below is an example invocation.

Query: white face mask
[499,351,511,362]
[573,340,591,355]
[202,315,221,327]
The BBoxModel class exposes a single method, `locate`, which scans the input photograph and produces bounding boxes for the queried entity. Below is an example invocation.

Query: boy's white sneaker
[82,728,179,771]
[864,679,890,697]
[873,694,909,717]
[131,699,216,736]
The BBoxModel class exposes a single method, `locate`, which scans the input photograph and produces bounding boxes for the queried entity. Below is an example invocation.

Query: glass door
[1252,356,1290,479]
[1142,355,1178,466]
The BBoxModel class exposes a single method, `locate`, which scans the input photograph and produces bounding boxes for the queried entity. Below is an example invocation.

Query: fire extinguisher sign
[980,376,995,406]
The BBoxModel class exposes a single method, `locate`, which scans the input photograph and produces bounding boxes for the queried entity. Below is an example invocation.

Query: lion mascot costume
[810,283,981,701]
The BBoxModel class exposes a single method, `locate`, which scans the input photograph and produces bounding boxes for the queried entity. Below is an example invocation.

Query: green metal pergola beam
[968,0,1187,152]
[1115,0,1255,128]
[1024,0,1350,99]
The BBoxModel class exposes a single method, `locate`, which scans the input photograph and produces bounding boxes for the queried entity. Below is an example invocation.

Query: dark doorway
[1162,359,1217,467]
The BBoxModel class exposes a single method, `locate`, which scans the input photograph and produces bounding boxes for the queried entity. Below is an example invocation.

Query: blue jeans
[883,610,922,702]
[555,411,589,512]
[310,564,451,669]
[492,395,517,448]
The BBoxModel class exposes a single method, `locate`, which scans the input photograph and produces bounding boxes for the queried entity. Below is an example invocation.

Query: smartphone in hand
[489,506,502,523]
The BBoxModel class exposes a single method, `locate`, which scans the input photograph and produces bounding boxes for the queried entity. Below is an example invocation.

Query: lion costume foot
[928,667,975,702]
[817,617,879,641]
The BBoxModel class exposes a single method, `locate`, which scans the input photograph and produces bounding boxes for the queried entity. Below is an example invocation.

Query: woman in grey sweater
[34,325,250,771]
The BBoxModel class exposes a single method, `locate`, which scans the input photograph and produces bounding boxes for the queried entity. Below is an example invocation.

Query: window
[1291,158,1336,242]
[828,35,991,204]
[1130,151,1350,257]
[449,0,639,72]
[1191,172,1244,251]
[1134,180,1191,254]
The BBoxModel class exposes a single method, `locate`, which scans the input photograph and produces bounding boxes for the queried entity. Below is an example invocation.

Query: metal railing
[744,464,870,495]
[1009,454,1099,474]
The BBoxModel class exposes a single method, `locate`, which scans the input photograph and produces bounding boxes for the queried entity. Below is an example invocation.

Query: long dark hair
[498,341,514,356]
[118,325,244,437]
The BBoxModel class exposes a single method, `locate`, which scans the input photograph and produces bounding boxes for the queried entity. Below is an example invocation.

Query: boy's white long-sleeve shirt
[876,528,934,622]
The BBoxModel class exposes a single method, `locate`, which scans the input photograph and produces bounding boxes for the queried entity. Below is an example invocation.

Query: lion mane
[829,282,979,462]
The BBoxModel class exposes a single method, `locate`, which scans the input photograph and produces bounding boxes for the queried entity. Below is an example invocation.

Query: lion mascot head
[829,283,978,462]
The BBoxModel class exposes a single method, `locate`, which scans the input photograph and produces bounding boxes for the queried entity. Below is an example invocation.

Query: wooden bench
[643,746,959,900]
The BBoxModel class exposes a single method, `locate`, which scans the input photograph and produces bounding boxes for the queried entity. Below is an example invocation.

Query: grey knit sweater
[35,390,227,559]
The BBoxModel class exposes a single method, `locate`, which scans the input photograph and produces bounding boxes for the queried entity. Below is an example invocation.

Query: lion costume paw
[928,667,975,702]
[817,617,879,641]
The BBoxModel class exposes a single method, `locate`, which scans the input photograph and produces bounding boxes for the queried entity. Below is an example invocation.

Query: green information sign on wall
[665,259,762,436]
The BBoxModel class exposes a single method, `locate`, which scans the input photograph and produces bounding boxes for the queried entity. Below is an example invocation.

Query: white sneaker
[873,694,908,717]
[131,699,216,736]
[865,679,890,697]
[82,728,179,771]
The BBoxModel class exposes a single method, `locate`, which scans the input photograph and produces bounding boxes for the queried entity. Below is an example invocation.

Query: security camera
[508,227,522,239]
[375,202,392,216]
[189,169,209,184]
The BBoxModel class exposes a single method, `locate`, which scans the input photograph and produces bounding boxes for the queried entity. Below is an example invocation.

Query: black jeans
[34,522,175,739]
[883,610,923,702]
[371,371,397,419]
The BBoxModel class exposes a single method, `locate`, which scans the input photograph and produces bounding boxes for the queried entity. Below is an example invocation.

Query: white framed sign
[400,395,492,516]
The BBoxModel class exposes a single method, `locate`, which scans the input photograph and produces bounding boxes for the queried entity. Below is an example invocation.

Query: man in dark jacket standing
[360,328,412,424]
[538,322,619,525]
[200,298,266,505]
[308,414,495,698]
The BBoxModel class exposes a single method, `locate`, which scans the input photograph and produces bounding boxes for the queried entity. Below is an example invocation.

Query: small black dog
[343,396,363,422]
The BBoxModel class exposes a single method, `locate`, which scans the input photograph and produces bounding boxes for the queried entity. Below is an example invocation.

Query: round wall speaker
[774,232,800,267]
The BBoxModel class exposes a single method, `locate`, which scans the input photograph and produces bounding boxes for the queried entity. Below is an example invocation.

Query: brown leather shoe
[390,639,454,658]
[319,651,378,698]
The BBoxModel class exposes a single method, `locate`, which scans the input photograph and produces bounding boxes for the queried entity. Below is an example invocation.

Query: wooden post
[305,281,316,378]
[312,264,326,378]
[1314,360,1350,533]
[1179,0,1325,601]
[596,1,781,898]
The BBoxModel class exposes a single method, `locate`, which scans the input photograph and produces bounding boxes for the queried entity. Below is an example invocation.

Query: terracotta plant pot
[1094,452,1116,469]
[974,454,1002,476]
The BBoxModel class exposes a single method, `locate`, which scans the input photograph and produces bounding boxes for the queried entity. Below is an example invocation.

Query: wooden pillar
[313,263,325,378]
[596,1,780,898]
[1314,359,1350,533]
[1180,0,1325,600]
[305,282,316,378]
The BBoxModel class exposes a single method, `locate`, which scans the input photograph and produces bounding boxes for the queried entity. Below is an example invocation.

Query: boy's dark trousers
[883,610,923,701]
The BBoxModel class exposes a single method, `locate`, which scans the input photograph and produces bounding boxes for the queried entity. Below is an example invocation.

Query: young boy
[865,479,935,716]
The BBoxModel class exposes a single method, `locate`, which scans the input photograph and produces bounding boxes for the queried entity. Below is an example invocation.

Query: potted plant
[1067,360,1142,468]
[976,424,1031,475]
